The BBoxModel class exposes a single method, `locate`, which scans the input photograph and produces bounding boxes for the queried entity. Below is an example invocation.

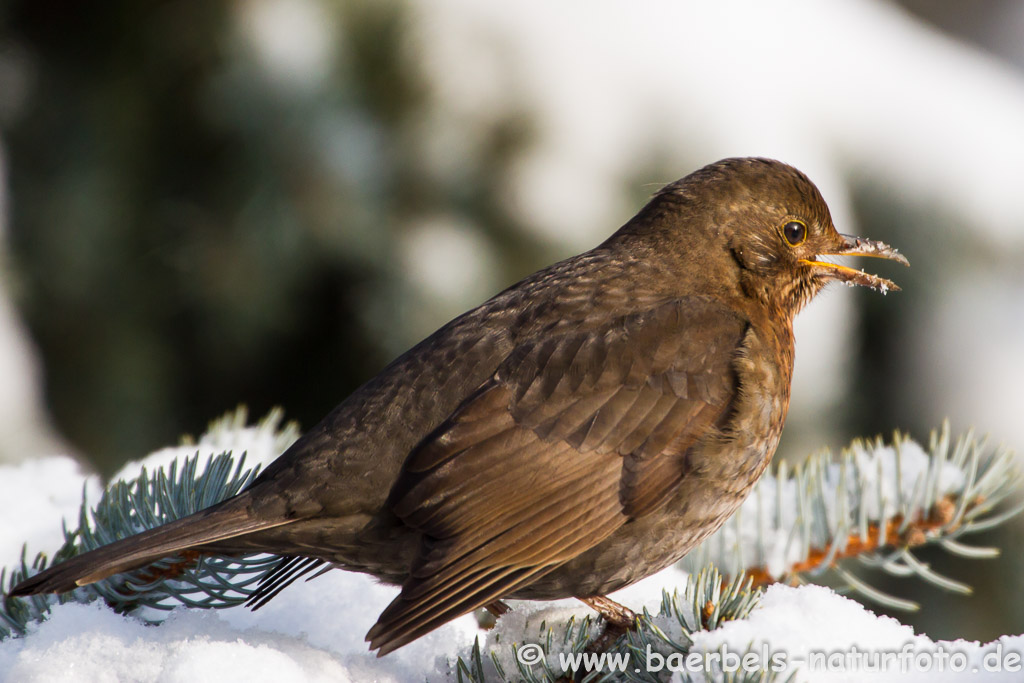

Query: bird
[9,157,907,655]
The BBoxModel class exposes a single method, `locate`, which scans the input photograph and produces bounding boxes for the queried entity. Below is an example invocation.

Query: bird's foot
[477,599,512,630]
[579,595,637,653]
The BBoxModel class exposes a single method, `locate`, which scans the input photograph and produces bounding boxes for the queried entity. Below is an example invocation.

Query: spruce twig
[683,422,1022,610]
[1,409,298,638]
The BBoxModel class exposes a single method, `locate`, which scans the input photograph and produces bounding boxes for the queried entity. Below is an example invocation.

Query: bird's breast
[715,321,793,485]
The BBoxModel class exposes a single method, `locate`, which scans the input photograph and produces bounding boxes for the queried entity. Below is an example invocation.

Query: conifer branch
[1,408,298,638]
[682,422,1023,610]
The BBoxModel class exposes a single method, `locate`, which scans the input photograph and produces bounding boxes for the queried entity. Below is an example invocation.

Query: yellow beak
[799,234,909,293]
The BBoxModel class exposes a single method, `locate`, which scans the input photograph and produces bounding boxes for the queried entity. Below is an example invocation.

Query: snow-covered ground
[5,563,1024,681]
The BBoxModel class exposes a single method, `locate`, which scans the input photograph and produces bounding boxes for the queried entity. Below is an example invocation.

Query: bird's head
[631,158,908,316]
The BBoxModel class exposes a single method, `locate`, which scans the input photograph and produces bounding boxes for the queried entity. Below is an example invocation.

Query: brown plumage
[9,157,907,655]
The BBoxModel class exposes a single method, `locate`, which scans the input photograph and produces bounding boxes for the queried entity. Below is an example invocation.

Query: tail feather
[9,499,293,597]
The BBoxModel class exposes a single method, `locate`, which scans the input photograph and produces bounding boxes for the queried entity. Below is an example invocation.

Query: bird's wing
[366,296,747,654]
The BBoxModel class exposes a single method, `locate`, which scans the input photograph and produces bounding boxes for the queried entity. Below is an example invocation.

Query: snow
[848,439,965,520]
[689,584,1024,681]
[0,457,101,571]
[109,410,298,484]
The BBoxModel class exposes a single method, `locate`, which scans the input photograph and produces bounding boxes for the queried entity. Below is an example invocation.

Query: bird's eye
[782,220,807,246]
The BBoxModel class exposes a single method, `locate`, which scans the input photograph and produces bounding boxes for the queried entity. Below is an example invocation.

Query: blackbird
[10,157,907,655]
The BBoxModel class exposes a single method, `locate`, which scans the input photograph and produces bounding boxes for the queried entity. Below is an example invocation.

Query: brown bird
[10,157,907,655]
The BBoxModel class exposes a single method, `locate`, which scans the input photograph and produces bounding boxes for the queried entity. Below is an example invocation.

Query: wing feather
[369,296,748,653]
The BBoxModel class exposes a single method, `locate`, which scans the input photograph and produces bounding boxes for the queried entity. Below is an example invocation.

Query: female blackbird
[10,157,907,655]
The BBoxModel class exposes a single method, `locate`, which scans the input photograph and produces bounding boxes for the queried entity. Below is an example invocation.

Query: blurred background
[1,0,1022,645]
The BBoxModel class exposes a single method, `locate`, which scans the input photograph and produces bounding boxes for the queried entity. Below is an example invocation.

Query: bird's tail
[9,497,292,597]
